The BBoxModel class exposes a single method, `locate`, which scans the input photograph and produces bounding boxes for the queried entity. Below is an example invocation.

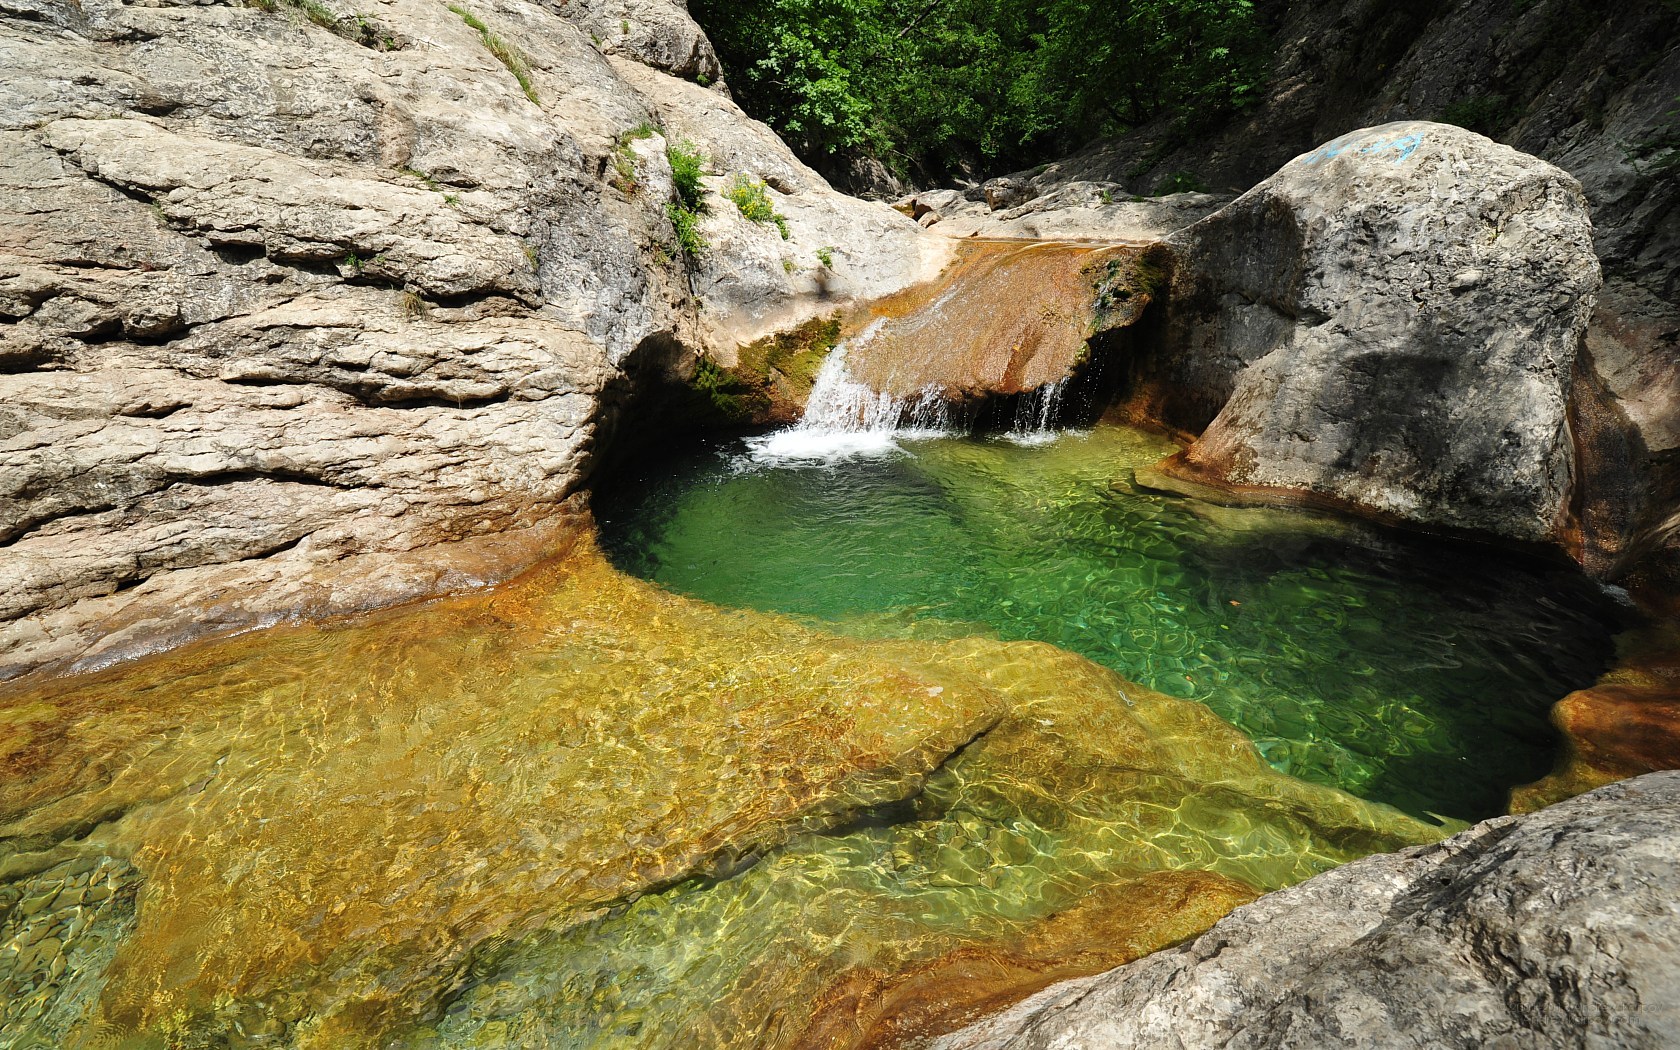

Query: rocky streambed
[3,1,1679,1048]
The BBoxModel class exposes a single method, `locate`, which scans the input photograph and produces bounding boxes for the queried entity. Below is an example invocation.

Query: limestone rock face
[1155,121,1599,543]
[935,770,1680,1050]
[896,185,1227,243]
[0,0,937,680]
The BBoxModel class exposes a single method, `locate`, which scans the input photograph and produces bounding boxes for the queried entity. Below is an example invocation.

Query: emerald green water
[598,424,1623,823]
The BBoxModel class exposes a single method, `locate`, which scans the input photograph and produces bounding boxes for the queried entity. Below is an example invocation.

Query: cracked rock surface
[1152,121,1600,544]
[935,770,1680,1050]
[0,0,940,680]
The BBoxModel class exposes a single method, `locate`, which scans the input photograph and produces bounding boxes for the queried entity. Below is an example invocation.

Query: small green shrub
[815,246,834,269]
[399,167,441,190]
[722,175,791,239]
[667,141,708,210]
[1151,171,1206,196]
[448,4,539,105]
[249,0,399,49]
[662,141,710,258]
[609,123,661,194]
[667,202,706,258]
[294,0,338,30]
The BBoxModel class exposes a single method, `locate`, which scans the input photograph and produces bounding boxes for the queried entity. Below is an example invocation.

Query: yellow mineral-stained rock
[0,528,1443,1049]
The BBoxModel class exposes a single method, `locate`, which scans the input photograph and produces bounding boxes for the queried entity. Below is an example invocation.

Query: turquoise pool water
[598,423,1624,822]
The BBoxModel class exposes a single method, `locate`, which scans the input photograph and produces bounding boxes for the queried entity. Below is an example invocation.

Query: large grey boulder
[1150,121,1599,544]
[0,0,938,679]
[935,770,1680,1050]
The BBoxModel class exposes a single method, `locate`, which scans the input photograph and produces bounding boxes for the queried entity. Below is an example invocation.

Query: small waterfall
[741,236,1147,464]
[1003,378,1069,445]
[746,326,955,463]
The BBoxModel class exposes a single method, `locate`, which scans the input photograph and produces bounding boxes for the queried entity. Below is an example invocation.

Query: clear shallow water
[1,538,1439,1049]
[0,422,1622,1049]
[598,423,1625,823]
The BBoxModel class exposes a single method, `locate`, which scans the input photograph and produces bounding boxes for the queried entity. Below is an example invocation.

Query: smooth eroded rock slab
[935,771,1680,1050]
[0,534,1441,1048]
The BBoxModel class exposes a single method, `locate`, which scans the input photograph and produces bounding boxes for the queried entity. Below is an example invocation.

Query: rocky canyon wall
[973,0,1679,601]
[0,0,944,680]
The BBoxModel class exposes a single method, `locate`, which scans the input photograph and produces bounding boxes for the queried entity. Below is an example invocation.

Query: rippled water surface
[599,423,1623,822]
[0,423,1622,1049]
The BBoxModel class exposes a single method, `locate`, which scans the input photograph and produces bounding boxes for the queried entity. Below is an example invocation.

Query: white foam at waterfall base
[744,326,954,465]
[997,378,1072,446]
[743,325,1076,465]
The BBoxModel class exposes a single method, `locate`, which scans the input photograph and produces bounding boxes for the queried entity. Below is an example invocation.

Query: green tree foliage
[689,0,1267,179]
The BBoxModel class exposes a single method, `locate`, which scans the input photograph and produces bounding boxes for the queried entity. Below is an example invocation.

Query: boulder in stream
[1147,121,1600,544]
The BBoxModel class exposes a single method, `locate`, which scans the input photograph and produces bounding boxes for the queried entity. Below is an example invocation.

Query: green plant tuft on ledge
[609,123,661,195]
[667,141,708,211]
[448,4,539,105]
[247,0,401,50]
[723,175,791,240]
[665,141,710,258]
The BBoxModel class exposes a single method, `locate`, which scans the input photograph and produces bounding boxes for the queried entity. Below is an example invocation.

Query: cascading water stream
[745,240,1144,463]
[748,322,1074,463]
[1003,377,1070,446]
[746,322,959,462]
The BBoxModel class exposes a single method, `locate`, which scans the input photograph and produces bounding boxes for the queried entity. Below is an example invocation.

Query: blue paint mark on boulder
[1300,131,1424,166]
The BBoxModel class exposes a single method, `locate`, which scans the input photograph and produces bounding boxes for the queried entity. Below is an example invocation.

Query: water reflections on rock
[0,527,1442,1049]
[411,638,1429,1050]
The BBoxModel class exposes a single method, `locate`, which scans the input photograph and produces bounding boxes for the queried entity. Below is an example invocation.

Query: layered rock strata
[0,0,941,680]
[935,770,1680,1050]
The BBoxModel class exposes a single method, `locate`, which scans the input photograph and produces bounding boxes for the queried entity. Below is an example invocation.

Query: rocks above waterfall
[1146,121,1599,544]
[0,0,937,680]
[934,770,1680,1050]
[895,185,1227,243]
[838,241,1158,408]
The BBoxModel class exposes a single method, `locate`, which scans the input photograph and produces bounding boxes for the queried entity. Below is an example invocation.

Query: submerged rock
[0,533,1441,1048]
[935,770,1680,1050]
[1512,626,1680,812]
[1148,121,1599,544]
